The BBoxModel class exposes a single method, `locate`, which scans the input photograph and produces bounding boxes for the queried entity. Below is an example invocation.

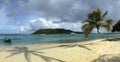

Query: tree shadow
[38,43,95,51]
[103,38,120,41]
[91,54,120,62]
[5,43,96,62]
[5,47,66,62]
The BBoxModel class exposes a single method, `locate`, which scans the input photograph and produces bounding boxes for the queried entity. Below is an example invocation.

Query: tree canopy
[82,8,113,37]
[112,20,120,32]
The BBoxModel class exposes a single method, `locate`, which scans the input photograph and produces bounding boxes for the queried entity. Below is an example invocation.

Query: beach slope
[0,39,120,62]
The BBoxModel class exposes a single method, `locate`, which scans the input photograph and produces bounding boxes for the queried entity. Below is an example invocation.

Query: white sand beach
[0,39,120,62]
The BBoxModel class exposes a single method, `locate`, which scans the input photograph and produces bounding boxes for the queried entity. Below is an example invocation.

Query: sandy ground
[0,39,120,62]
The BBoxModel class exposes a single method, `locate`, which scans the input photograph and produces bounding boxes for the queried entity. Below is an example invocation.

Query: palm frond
[82,24,94,37]
[102,19,113,31]
[102,25,111,31]
[94,8,101,17]
[94,8,102,21]
[105,19,113,25]
[102,11,108,18]
[82,19,95,24]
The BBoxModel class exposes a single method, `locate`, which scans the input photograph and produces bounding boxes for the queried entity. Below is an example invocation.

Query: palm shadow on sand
[91,54,120,62]
[103,38,120,41]
[38,43,95,51]
[5,47,66,62]
[5,43,96,62]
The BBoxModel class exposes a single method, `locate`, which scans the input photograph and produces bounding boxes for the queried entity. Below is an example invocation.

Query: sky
[0,0,120,34]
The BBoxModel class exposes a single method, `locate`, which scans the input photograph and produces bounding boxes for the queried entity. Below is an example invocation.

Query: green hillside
[32,29,82,34]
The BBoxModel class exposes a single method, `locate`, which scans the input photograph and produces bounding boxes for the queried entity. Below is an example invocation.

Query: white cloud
[19,26,32,33]
[20,17,82,33]
[58,22,82,31]
[30,18,59,29]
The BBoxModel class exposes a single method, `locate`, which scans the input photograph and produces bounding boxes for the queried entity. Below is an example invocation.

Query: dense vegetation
[112,20,120,32]
[32,29,82,34]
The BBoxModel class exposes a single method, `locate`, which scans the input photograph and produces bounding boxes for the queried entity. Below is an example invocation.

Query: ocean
[0,33,120,46]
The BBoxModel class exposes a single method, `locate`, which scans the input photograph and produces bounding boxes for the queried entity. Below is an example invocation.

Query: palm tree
[82,8,113,40]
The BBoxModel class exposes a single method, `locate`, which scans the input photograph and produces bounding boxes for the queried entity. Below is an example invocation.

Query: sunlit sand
[0,38,120,62]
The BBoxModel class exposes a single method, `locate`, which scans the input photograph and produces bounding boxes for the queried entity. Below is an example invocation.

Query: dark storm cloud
[19,0,120,23]
[19,0,87,22]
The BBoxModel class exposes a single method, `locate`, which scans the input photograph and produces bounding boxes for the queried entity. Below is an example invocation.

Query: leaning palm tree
[82,8,113,40]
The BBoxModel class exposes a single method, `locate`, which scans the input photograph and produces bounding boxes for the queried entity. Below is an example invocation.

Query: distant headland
[32,29,82,34]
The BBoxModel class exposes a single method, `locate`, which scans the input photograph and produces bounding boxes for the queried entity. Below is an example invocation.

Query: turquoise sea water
[0,33,120,46]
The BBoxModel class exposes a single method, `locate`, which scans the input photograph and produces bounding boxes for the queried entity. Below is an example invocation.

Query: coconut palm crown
[82,8,113,38]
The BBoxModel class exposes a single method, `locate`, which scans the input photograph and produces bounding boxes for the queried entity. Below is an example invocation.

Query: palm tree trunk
[97,29,110,41]
[97,29,104,38]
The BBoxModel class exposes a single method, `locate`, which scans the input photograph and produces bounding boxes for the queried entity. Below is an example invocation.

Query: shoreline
[0,38,120,62]
[0,38,103,49]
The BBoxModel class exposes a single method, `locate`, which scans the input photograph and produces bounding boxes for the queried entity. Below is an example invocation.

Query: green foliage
[32,29,82,34]
[102,19,113,31]
[82,8,113,37]
[112,20,120,32]
[81,24,94,37]
[102,11,108,18]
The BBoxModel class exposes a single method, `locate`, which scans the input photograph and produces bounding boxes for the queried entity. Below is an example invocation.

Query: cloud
[19,0,120,23]
[29,18,59,30]
[6,20,24,26]
[0,0,9,9]
[6,11,19,17]
[1,0,120,33]
[20,26,31,32]
[19,0,90,22]
[18,0,120,33]
[20,18,82,33]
